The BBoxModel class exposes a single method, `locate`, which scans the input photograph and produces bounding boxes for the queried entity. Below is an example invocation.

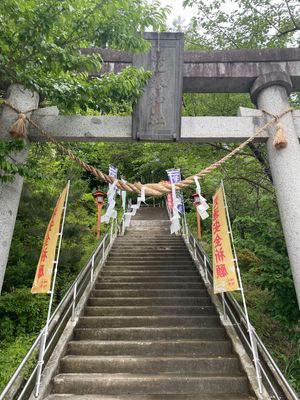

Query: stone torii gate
[1,32,300,310]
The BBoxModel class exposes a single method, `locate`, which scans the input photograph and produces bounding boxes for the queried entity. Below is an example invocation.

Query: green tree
[0,0,169,111]
[0,0,170,182]
[183,0,299,49]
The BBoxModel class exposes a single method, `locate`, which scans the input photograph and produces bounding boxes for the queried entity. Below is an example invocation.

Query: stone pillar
[0,84,39,293]
[251,72,300,309]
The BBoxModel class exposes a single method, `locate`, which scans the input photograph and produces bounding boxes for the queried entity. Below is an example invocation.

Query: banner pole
[220,180,263,394]
[34,181,70,397]
[181,194,188,237]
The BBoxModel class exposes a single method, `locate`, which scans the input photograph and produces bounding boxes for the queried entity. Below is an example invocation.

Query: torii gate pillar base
[0,85,39,294]
[251,72,300,310]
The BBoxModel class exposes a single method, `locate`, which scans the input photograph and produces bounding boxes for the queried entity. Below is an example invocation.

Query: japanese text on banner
[212,186,239,294]
[31,186,68,294]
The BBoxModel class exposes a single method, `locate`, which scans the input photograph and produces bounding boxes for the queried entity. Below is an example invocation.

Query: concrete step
[116,237,182,241]
[43,214,256,400]
[108,253,189,258]
[101,270,199,276]
[115,243,184,247]
[127,223,170,228]
[131,208,169,219]
[107,257,193,262]
[125,227,171,230]
[106,259,193,264]
[104,266,196,271]
[77,315,221,328]
[74,327,227,341]
[105,261,195,266]
[60,355,240,374]
[102,270,198,275]
[111,248,187,253]
[84,305,216,316]
[114,239,185,243]
[94,283,205,290]
[112,246,188,250]
[68,340,232,357]
[98,276,201,282]
[116,234,182,238]
[120,239,180,242]
[129,220,169,224]
[115,240,184,245]
[120,229,179,233]
[88,297,212,307]
[126,229,171,234]
[52,373,249,395]
[45,394,257,400]
[90,289,209,298]
[109,252,189,257]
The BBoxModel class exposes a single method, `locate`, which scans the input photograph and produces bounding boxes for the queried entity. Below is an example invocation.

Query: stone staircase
[45,208,256,400]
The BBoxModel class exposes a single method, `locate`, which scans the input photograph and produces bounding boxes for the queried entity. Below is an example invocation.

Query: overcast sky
[159,0,198,27]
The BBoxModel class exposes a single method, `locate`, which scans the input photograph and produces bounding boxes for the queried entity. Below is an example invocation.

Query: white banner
[166,169,182,234]
[170,183,181,234]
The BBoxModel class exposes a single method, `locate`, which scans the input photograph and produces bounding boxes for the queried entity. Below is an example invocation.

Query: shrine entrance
[1,32,300,311]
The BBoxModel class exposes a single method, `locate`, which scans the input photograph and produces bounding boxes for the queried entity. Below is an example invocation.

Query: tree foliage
[0,0,169,111]
[183,0,300,49]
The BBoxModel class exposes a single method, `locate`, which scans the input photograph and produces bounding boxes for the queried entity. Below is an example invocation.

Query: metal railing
[186,230,299,400]
[0,215,122,400]
[1,211,298,400]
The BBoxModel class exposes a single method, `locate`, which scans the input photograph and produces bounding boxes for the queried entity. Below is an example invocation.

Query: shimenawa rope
[4,101,293,196]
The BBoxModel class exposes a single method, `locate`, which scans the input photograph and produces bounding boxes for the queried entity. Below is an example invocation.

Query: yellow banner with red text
[31,186,67,294]
[212,186,239,294]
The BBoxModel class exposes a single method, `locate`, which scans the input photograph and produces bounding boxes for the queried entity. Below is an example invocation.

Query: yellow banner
[212,186,239,294]
[31,186,68,294]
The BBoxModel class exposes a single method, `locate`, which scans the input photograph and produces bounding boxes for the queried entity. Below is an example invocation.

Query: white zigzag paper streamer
[102,180,118,223]
[194,176,209,220]
[124,187,146,228]
[170,183,181,234]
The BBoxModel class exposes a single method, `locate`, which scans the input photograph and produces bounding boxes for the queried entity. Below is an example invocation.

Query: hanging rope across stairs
[4,101,293,197]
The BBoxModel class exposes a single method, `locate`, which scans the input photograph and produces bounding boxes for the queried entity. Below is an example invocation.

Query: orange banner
[212,186,239,294]
[31,186,68,294]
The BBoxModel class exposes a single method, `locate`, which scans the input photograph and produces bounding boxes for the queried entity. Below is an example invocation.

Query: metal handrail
[0,214,122,400]
[187,232,299,400]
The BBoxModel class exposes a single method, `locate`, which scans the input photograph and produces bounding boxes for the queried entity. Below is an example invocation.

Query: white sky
[159,0,198,27]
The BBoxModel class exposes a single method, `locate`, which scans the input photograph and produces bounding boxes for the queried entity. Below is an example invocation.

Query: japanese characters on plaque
[212,186,239,294]
[132,32,184,141]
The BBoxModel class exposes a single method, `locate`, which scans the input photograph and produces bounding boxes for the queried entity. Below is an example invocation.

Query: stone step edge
[45,395,256,400]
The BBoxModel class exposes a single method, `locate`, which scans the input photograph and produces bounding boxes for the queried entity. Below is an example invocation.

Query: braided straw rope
[4,101,293,196]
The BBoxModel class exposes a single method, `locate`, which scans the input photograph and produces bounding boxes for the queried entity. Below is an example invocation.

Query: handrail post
[71,282,77,322]
[34,328,47,397]
[110,221,113,245]
[203,255,209,283]
[193,237,197,260]
[91,255,95,283]
[221,293,228,320]
[102,236,106,262]
[250,325,263,394]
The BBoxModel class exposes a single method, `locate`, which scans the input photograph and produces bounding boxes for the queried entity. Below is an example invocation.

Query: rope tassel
[9,113,28,139]
[273,122,288,149]
[3,101,293,196]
